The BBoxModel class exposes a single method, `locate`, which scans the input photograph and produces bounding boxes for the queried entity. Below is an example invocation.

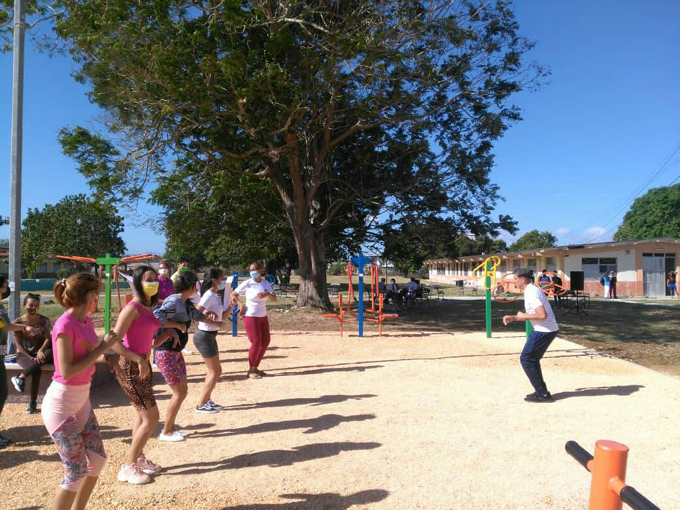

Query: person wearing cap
[502,268,559,402]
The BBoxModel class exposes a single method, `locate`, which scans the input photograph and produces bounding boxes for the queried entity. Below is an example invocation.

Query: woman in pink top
[108,265,181,485]
[157,260,175,302]
[41,273,120,510]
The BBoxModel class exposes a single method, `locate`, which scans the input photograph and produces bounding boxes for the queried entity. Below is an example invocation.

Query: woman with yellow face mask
[106,265,164,485]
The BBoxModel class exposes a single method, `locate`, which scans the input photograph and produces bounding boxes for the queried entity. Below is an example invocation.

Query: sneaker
[207,400,224,411]
[11,376,25,393]
[181,348,193,355]
[137,454,162,474]
[159,431,185,442]
[247,370,262,379]
[0,434,11,447]
[195,403,218,414]
[26,401,37,414]
[524,392,554,403]
[118,463,151,484]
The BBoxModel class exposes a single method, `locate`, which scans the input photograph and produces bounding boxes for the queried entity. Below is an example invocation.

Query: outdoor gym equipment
[55,253,155,332]
[566,440,660,510]
[229,271,275,337]
[472,256,501,338]
[323,293,356,337]
[324,253,398,337]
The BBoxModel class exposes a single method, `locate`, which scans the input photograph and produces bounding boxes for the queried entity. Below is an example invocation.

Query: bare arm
[56,332,119,381]
[503,306,547,325]
[111,305,145,363]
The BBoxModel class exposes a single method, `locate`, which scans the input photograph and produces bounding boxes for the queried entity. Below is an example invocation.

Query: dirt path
[2,330,679,509]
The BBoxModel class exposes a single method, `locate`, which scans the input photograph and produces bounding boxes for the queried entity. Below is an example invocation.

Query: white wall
[563,249,636,281]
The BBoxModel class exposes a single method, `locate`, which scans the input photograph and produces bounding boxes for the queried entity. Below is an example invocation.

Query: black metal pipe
[620,486,661,510]
[565,440,593,471]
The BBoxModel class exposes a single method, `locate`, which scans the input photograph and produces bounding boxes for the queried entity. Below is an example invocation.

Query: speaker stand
[564,291,588,319]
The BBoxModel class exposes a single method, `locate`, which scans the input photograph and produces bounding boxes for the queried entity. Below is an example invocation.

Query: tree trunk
[292,222,332,310]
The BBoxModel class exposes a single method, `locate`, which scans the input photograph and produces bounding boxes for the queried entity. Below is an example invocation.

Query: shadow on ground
[191,413,375,438]
[221,489,389,509]
[552,385,644,400]
[165,441,382,475]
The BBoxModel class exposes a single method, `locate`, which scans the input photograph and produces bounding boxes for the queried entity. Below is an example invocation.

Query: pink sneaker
[137,454,162,474]
[117,463,151,485]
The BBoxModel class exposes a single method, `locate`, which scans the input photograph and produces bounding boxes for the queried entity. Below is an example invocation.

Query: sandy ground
[2,329,679,509]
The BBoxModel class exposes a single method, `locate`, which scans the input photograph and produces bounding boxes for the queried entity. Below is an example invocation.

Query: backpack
[599,277,605,285]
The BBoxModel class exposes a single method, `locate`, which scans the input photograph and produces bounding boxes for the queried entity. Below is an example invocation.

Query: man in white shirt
[503,268,559,402]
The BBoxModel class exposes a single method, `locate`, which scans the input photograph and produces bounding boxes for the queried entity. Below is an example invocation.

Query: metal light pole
[8,0,26,351]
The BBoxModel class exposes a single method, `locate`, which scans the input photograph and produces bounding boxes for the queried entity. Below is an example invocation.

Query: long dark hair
[133,265,159,307]
[200,268,223,296]
[174,271,198,293]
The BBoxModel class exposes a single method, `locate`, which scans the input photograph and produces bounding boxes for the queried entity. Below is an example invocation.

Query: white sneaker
[181,348,193,355]
[137,454,162,474]
[159,431,185,442]
[118,463,151,484]
[207,399,224,411]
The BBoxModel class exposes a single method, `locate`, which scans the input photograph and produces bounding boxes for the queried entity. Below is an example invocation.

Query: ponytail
[200,268,222,296]
[53,273,99,309]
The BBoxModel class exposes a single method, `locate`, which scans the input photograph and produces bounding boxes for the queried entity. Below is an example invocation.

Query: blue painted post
[351,253,372,338]
[231,271,239,337]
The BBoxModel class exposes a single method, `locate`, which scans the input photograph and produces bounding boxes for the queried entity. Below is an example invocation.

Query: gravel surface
[1,329,678,509]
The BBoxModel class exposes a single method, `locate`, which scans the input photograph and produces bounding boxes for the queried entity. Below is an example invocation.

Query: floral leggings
[41,382,106,491]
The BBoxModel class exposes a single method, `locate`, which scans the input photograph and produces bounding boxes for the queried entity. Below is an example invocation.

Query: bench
[4,358,115,400]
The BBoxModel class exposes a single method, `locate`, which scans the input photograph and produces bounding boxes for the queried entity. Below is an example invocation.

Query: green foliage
[614,184,680,241]
[51,1,546,306]
[21,194,126,277]
[508,230,558,252]
[0,1,64,52]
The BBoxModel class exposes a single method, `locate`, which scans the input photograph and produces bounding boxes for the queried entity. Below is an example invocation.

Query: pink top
[158,276,175,301]
[123,301,160,355]
[52,312,99,386]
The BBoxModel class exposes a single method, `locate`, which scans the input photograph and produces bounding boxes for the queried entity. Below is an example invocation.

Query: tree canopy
[508,230,557,252]
[45,0,543,308]
[21,194,126,277]
[614,184,680,241]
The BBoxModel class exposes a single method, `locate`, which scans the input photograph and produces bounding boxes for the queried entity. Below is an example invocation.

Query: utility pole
[8,0,26,352]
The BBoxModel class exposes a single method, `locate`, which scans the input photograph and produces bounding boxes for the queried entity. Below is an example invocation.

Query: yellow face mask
[142,281,159,297]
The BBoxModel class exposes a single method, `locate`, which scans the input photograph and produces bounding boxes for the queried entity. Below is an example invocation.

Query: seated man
[378,278,387,294]
[387,279,399,293]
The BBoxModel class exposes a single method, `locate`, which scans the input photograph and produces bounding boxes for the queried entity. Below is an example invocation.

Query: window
[513,259,521,270]
[582,257,617,279]
[527,258,537,271]
[546,257,556,272]
[499,260,507,273]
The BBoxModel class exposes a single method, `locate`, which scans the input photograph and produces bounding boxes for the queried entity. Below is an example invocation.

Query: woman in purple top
[108,265,174,485]
[157,260,175,302]
[41,273,120,510]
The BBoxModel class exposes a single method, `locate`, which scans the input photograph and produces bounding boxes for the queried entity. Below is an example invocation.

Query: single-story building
[425,238,679,298]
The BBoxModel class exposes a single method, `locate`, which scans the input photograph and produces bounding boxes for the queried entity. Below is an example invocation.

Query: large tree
[614,184,680,241]
[48,0,544,308]
[508,229,557,252]
[21,194,126,277]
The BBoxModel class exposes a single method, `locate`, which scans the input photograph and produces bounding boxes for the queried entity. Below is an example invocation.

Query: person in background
[1,275,34,447]
[503,268,559,403]
[600,272,611,299]
[157,260,175,303]
[41,273,120,509]
[668,272,678,298]
[11,293,53,414]
[551,271,564,309]
[230,262,276,379]
[387,278,398,293]
[609,270,617,299]
[170,258,190,285]
[194,268,232,413]
[378,278,387,294]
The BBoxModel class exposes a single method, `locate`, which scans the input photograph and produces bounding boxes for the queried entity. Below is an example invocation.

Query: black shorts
[193,329,219,358]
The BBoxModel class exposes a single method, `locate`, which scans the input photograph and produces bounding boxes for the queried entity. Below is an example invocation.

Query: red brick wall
[584,281,638,297]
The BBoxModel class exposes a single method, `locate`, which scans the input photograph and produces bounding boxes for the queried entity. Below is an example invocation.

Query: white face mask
[250,270,261,279]
[159,268,169,276]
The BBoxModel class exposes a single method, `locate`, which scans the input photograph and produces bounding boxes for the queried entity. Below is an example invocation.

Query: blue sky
[1,1,679,255]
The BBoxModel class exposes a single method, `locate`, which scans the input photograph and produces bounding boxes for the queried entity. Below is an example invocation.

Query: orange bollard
[589,440,628,510]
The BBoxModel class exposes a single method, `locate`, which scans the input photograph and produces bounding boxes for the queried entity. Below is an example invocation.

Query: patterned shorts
[154,350,187,386]
[116,353,156,411]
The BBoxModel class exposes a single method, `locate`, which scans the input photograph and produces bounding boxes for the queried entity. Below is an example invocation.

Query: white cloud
[579,226,609,243]
[554,227,571,237]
